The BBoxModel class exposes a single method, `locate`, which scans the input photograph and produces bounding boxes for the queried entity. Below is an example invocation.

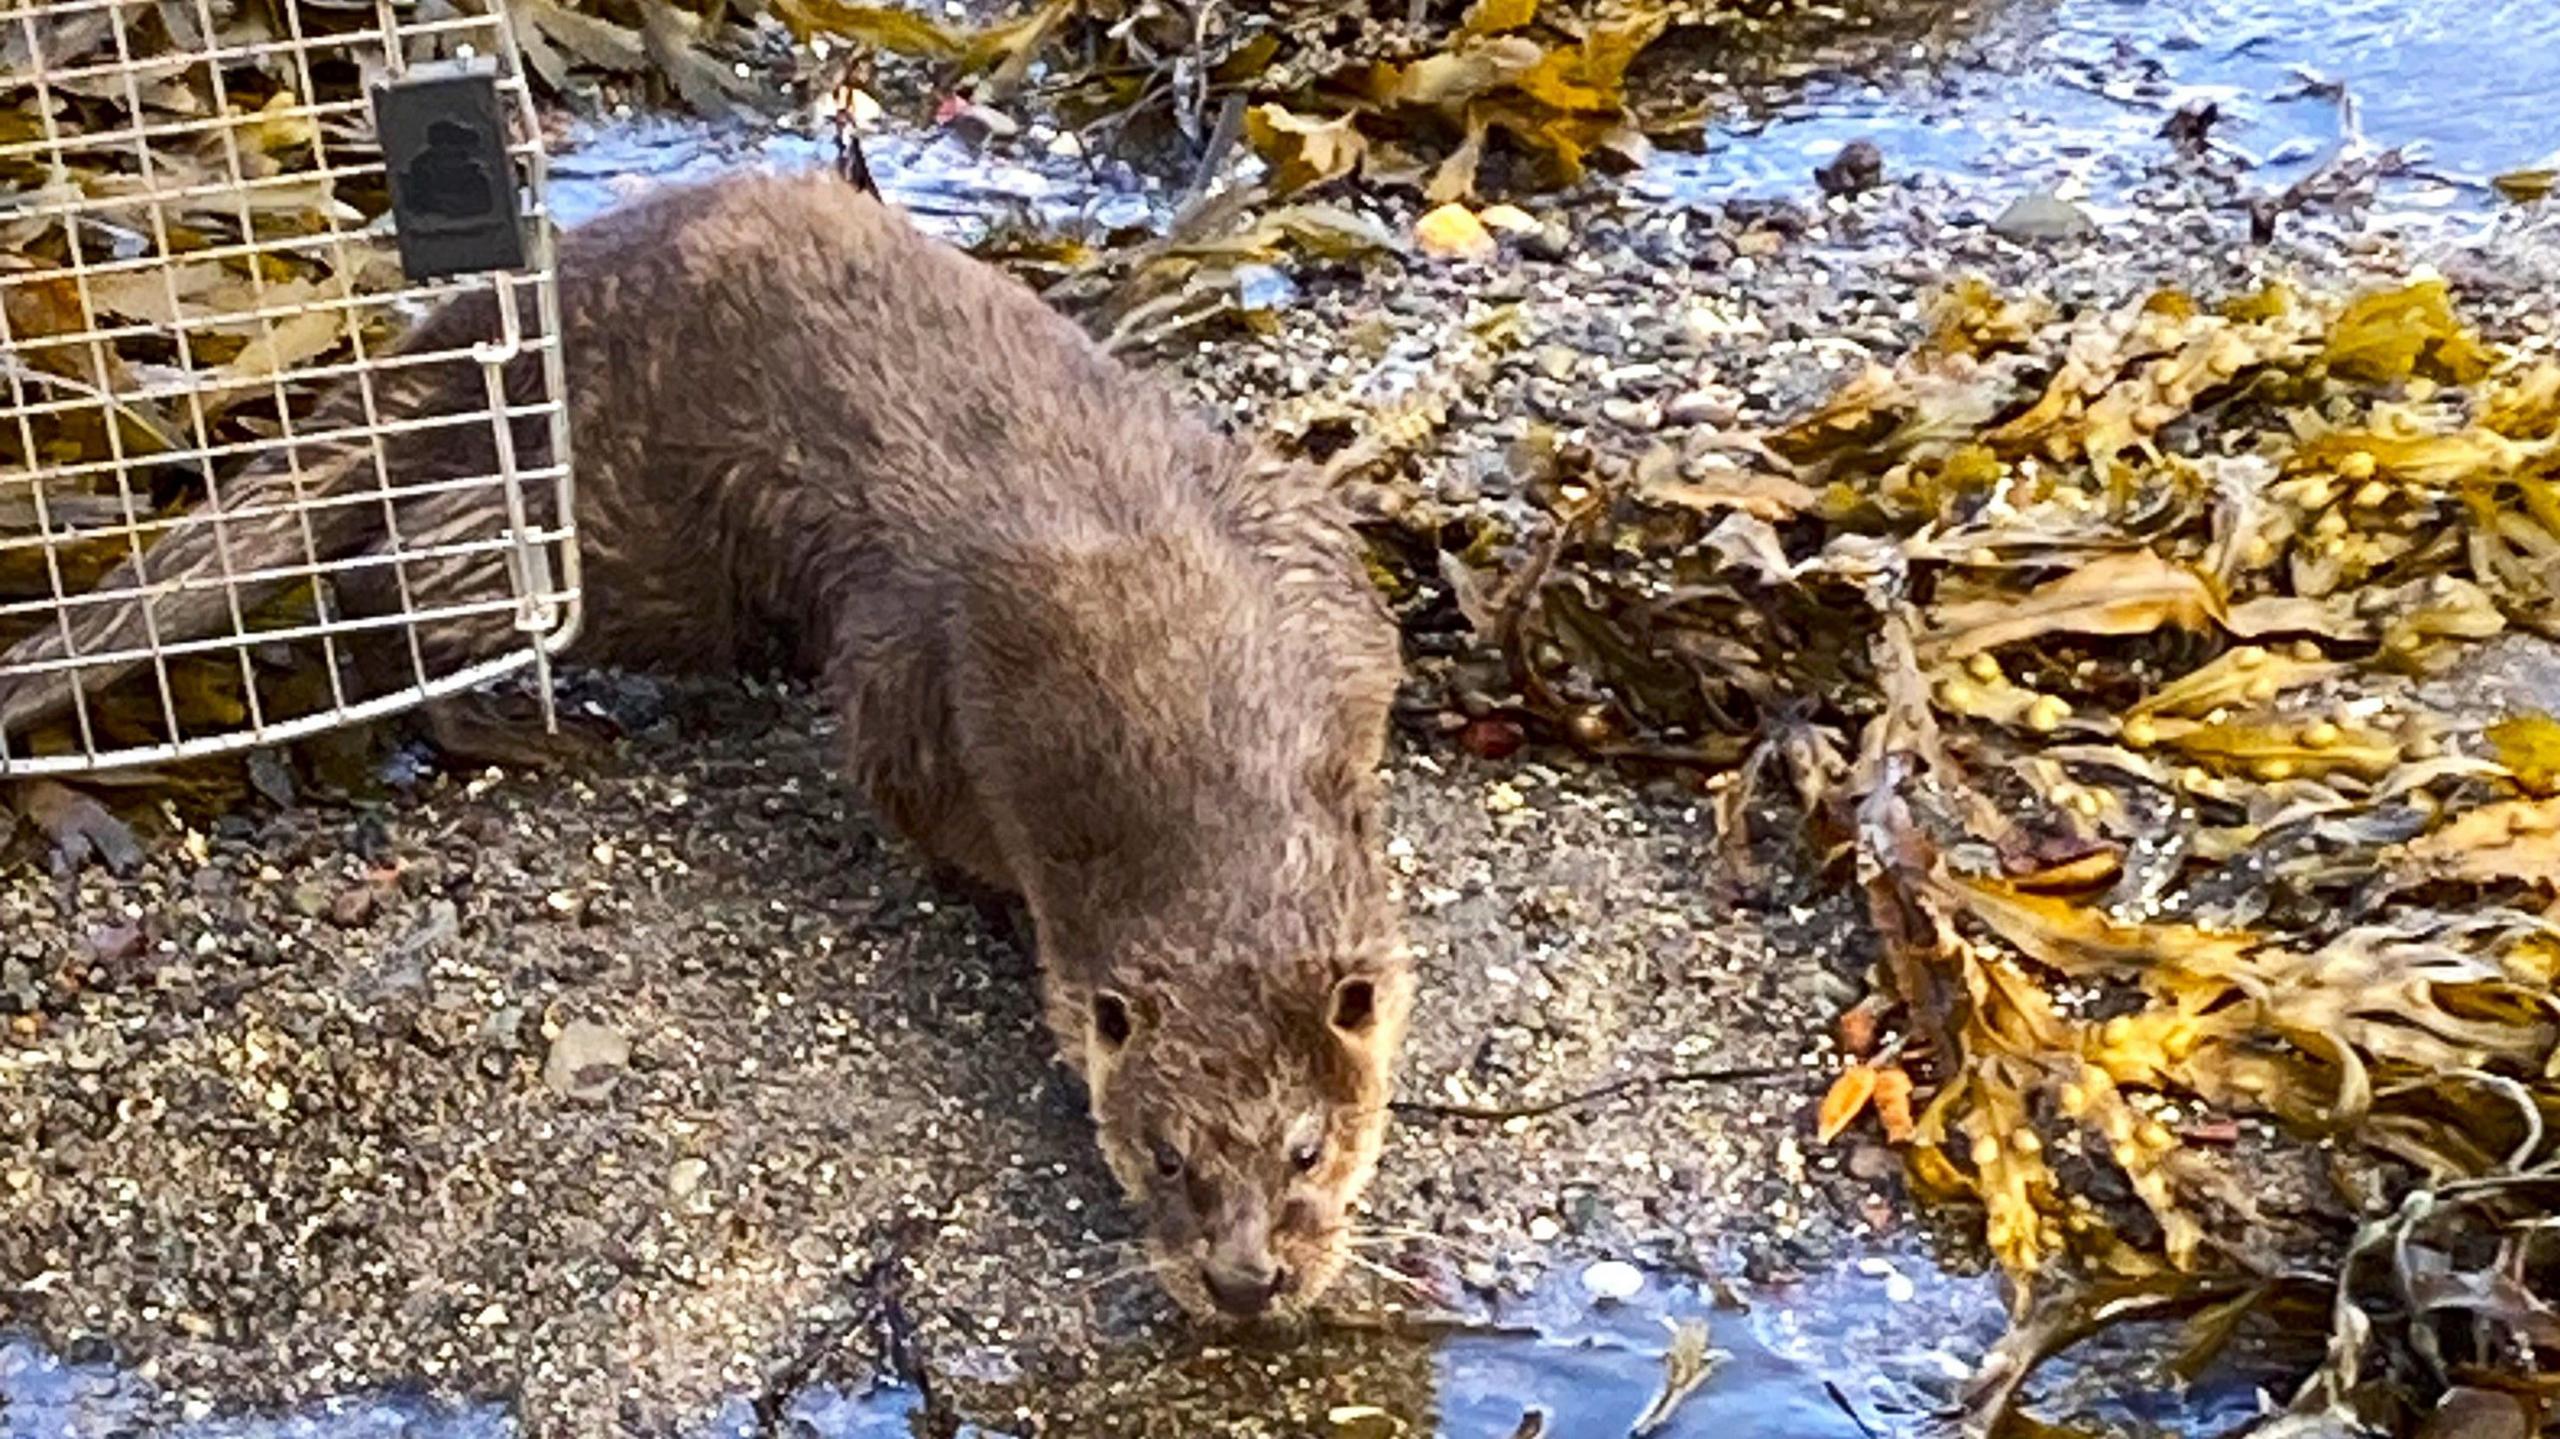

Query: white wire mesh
[0,0,577,778]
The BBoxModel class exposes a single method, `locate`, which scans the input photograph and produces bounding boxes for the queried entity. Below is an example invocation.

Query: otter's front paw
[421,693,620,772]
[13,779,145,876]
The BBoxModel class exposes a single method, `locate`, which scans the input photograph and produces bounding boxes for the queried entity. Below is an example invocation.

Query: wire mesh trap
[0,0,578,780]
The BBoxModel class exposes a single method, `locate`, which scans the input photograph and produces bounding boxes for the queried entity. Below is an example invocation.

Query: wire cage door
[0,0,579,779]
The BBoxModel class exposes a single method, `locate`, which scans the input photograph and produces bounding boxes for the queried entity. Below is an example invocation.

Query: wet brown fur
[0,170,1411,1318]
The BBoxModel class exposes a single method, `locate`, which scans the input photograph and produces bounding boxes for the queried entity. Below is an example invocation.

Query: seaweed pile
[1423,273,2560,1429]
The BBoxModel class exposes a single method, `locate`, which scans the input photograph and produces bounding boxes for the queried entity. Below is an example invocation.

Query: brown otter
[0,170,1413,1320]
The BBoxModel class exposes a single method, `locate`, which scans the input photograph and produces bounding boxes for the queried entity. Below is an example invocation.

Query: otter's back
[539,170,1242,675]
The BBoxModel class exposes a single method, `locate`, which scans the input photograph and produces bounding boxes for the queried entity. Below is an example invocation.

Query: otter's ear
[1328,974,1378,1036]
[1093,989,1137,1053]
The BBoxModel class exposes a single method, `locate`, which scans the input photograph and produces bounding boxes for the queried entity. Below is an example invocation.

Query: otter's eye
[1290,1136,1323,1173]
[1149,1138,1184,1180]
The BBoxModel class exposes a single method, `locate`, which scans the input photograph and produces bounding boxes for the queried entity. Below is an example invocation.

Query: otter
[0,170,1413,1320]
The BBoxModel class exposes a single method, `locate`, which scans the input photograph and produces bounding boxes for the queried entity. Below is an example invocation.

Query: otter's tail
[0,418,388,748]
[0,275,532,755]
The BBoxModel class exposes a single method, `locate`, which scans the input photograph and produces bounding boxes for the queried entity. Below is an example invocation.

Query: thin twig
[1392,1064,1804,1124]
[1171,90,1246,224]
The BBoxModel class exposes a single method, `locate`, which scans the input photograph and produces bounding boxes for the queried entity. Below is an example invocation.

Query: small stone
[1733,228,1784,259]
[1664,389,1734,427]
[1521,222,1571,262]
[1478,203,1542,237]
[1415,203,1498,262]
[1459,717,1526,760]
[1580,1259,1644,1303]
[943,101,1019,144]
[288,884,331,920]
[543,1020,630,1103]
[245,750,296,808]
[1814,139,1884,197]
[84,925,145,964]
[1602,396,1663,430]
[667,1157,710,1201]
[329,886,376,929]
[1527,1214,1562,1242]
[1991,189,2096,243]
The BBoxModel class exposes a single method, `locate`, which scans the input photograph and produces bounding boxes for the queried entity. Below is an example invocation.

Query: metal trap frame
[0,0,578,779]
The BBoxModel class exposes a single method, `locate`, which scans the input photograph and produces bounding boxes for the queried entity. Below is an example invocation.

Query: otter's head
[1063,948,1413,1320]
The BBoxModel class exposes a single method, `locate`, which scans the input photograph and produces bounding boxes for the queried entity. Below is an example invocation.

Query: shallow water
[1642,0,2560,218]
[6,1245,2320,1436]
[0,1254,2011,1437]
[540,116,1162,241]
[538,0,2560,242]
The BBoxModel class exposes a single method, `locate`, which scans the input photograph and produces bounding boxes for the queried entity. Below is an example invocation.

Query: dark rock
[2158,100,2220,157]
[1814,140,1885,198]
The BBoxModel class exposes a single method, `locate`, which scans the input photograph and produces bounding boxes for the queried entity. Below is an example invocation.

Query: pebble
[542,1021,631,1103]
[1416,203,1499,262]
[1846,1144,1898,1181]
[667,1157,710,1201]
[1814,139,1885,197]
[84,925,145,964]
[1991,189,2096,243]
[1857,1256,1917,1302]
[1580,1259,1644,1303]
[1527,1215,1562,1242]
[1601,396,1663,430]
[1664,389,1733,427]
[943,102,1019,144]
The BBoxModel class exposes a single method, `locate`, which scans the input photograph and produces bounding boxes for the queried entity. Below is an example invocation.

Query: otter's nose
[1202,1260,1285,1316]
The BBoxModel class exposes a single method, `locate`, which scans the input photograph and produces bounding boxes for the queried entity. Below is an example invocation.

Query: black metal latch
[371,57,527,282]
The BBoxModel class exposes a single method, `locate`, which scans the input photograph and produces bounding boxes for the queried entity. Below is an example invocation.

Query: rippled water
[1644,0,2560,215]
[7,1246,2325,1437]
[3,1254,2017,1438]
[541,115,1162,242]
